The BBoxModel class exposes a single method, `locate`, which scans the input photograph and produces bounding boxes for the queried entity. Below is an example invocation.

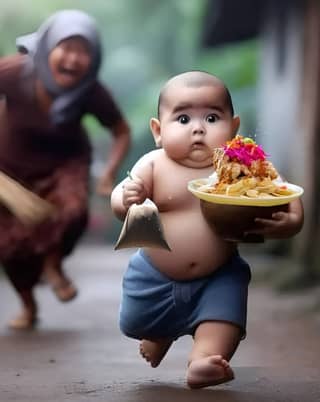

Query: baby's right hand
[122,176,148,209]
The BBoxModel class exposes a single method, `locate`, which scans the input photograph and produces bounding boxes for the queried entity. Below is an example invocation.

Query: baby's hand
[122,176,148,209]
[245,210,303,239]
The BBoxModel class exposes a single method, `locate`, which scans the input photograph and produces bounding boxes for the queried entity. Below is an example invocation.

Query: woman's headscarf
[16,9,102,125]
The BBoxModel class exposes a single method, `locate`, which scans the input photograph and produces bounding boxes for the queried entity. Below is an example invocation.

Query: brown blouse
[0,53,123,183]
[0,54,125,267]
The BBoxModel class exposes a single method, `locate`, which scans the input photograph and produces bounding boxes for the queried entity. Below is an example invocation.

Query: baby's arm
[246,198,304,239]
[110,152,154,221]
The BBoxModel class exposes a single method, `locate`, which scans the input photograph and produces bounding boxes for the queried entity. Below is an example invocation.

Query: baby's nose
[192,122,205,134]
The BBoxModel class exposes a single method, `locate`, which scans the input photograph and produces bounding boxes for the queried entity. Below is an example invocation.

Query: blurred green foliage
[0,0,259,241]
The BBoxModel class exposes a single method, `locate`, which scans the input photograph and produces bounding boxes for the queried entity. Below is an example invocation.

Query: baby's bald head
[157,71,234,118]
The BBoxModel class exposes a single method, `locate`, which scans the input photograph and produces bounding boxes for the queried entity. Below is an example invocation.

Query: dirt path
[0,245,319,401]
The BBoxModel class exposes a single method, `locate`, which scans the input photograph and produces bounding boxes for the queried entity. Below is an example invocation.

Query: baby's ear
[232,115,240,136]
[150,118,162,147]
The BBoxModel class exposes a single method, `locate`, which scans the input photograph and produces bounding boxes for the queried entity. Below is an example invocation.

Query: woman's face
[48,36,91,88]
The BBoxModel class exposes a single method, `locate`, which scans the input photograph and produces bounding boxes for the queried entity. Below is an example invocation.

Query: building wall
[257,4,304,183]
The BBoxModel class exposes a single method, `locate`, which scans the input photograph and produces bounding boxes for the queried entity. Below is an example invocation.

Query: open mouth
[58,67,78,77]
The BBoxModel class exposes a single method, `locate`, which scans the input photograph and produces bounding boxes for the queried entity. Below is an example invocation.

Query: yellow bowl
[188,178,304,242]
[188,178,304,207]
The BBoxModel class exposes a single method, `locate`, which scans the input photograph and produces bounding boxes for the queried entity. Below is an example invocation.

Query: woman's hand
[96,171,115,196]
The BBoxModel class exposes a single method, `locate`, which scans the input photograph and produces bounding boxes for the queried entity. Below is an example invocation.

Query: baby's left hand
[245,210,303,239]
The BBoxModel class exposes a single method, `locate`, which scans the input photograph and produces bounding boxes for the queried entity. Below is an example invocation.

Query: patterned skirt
[0,157,89,290]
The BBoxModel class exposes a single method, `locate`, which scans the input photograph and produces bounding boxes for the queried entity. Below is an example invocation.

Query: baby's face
[156,83,239,168]
[48,36,91,89]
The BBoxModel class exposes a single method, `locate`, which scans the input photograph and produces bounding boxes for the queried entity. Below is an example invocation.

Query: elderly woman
[0,10,130,329]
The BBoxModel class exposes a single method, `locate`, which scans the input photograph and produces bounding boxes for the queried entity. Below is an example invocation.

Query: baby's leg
[139,338,173,367]
[187,320,242,389]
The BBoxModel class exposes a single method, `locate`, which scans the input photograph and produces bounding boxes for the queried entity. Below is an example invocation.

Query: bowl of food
[188,135,304,242]
[199,199,289,242]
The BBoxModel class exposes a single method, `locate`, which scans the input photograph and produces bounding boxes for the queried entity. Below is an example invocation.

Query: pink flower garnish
[223,135,267,166]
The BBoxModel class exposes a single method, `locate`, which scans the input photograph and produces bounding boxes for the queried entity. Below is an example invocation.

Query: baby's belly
[144,209,237,280]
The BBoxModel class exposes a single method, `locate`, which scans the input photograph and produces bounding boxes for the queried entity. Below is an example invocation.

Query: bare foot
[187,355,234,389]
[8,309,37,330]
[139,338,173,367]
[43,251,77,302]
[52,279,77,302]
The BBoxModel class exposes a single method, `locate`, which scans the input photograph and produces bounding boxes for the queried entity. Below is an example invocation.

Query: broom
[0,171,55,225]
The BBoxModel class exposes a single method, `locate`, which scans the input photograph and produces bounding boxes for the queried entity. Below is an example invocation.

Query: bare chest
[153,179,192,211]
[152,164,212,212]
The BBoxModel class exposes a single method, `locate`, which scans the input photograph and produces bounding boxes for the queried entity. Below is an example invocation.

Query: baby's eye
[178,115,190,124]
[206,114,219,123]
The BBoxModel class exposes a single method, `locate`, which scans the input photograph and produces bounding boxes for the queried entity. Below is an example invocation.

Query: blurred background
[0,0,319,294]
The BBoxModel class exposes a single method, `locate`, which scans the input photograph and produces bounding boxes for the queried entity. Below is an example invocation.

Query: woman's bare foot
[8,308,37,330]
[43,250,77,302]
[139,338,173,367]
[52,279,77,302]
[187,355,234,389]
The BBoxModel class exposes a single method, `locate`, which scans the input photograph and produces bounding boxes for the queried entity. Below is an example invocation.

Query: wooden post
[297,0,320,277]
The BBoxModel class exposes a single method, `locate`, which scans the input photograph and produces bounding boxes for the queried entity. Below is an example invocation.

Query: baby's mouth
[192,141,205,149]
